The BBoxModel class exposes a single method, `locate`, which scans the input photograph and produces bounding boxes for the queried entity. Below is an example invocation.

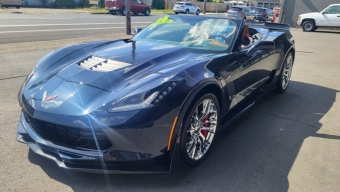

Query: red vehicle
[105,0,151,16]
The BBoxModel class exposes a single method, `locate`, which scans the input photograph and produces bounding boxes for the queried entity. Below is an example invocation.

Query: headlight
[298,16,301,21]
[108,75,184,112]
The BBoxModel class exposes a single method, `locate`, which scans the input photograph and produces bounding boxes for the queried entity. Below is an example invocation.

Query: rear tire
[185,9,189,14]
[16,6,20,9]
[276,52,294,93]
[180,93,220,166]
[302,20,316,32]
[175,12,179,14]
[196,10,200,15]
[109,10,116,15]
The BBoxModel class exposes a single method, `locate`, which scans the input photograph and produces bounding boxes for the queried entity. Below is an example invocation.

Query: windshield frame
[131,15,242,53]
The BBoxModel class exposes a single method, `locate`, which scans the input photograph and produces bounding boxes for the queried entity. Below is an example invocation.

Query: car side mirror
[247,41,274,56]
[134,27,143,34]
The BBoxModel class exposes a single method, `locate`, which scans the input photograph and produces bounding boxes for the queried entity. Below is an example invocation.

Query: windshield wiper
[123,39,136,43]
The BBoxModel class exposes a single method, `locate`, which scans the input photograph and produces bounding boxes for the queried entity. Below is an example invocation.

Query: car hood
[300,12,320,17]
[46,40,213,92]
[21,40,218,116]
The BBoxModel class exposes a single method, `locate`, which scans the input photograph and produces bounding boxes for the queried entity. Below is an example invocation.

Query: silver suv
[226,6,256,21]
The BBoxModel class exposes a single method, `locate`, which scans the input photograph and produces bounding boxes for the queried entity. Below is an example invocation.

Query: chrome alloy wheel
[282,54,293,89]
[186,99,218,160]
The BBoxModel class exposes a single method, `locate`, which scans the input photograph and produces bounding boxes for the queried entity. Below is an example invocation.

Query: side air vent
[79,56,132,72]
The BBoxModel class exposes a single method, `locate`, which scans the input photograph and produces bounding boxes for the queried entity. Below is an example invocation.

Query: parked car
[105,0,151,16]
[16,15,295,173]
[253,7,274,22]
[0,0,21,8]
[297,4,340,32]
[173,2,201,15]
[226,6,256,21]
[273,7,281,16]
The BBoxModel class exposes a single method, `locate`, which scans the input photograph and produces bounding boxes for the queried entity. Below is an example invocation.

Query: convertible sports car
[16,15,295,173]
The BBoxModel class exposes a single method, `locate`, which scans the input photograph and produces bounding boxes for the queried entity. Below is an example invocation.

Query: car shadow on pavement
[28,81,339,191]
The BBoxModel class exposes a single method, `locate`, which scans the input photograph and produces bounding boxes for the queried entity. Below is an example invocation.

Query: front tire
[302,20,316,32]
[144,8,150,16]
[196,10,200,15]
[109,10,116,15]
[277,52,294,93]
[180,93,220,166]
[185,9,189,14]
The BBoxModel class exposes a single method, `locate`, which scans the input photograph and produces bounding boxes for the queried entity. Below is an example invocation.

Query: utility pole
[278,0,285,23]
[125,0,131,35]
[203,0,206,14]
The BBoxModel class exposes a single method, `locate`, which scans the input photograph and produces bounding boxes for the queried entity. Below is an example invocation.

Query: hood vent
[79,56,132,72]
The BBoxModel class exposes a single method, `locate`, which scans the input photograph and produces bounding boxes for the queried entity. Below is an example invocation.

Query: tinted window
[255,8,265,12]
[231,7,242,11]
[185,3,192,6]
[176,3,184,5]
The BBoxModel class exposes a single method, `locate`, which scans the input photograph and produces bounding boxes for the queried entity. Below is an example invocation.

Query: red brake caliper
[201,114,210,137]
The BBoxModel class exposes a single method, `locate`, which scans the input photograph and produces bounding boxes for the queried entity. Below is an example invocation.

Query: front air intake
[79,56,132,72]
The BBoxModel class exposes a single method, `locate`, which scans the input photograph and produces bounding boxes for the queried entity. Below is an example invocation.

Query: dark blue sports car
[16,15,295,173]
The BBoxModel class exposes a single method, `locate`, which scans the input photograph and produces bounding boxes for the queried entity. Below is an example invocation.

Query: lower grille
[23,112,112,151]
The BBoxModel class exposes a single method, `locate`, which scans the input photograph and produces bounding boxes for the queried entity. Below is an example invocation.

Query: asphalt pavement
[0,11,161,44]
[1,9,340,192]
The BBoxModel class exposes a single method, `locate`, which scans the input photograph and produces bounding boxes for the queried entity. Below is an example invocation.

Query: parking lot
[1,9,340,192]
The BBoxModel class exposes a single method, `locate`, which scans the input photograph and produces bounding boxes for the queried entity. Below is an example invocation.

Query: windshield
[231,7,242,11]
[255,8,265,12]
[132,16,240,52]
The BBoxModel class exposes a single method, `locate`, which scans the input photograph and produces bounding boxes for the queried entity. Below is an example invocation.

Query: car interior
[233,23,264,51]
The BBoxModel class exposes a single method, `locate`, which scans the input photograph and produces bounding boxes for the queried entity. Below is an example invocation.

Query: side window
[136,0,142,3]
[186,3,192,6]
[323,6,340,14]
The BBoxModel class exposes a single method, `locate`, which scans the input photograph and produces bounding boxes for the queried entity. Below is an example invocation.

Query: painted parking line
[0,26,146,34]
[0,22,151,27]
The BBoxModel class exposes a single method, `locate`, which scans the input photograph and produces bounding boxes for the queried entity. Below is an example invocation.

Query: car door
[234,40,277,103]
[320,5,340,27]
[135,0,144,12]
[206,54,240,114]
[131,0,138,12]
[188,3,195,13]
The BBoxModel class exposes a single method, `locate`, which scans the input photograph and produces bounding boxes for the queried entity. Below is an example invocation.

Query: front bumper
[16,110,175,173]
[297,20,302,26]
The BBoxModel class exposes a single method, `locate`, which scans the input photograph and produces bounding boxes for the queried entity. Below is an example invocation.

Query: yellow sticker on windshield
[150,16,174,26]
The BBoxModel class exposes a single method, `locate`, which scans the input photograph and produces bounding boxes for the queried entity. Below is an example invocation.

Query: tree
[125,0,131,35]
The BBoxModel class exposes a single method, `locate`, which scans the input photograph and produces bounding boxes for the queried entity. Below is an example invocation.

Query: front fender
[169,80,223,171]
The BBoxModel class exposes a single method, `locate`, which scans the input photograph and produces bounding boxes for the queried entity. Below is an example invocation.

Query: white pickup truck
[297,4,340,32]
